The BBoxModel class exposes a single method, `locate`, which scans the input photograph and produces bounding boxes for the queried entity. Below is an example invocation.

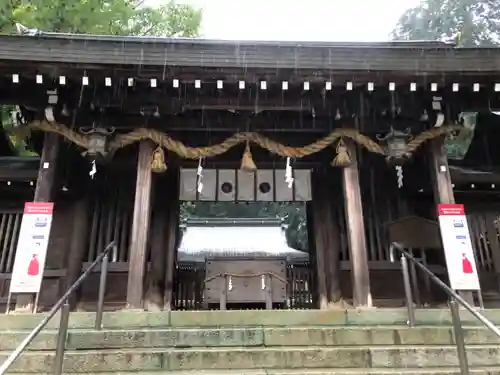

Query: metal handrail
[390,242,500,375]
[0,241,116,375]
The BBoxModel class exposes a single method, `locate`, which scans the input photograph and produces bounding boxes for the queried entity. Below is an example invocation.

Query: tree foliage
[0,0,201,37]
[392,0,500,46]
[0,0,201,153]
[0,0,308,247]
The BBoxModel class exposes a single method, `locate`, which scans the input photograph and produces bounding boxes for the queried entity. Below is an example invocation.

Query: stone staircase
[1,309,500,374]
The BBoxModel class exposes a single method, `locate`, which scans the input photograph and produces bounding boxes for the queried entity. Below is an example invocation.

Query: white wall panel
[294,169,312,201]
[237,171,255,201]
[179,169,197,201]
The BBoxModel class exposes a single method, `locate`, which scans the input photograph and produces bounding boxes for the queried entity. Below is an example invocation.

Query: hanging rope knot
[240,141,257,172]
[331,138,351,167]
[151,146,167,173]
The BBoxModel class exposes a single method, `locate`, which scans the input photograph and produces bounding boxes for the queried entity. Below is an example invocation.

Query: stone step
[8,369,500,375]
[2,326,500,351]
[2,346,500,372]
[3,309,500,330]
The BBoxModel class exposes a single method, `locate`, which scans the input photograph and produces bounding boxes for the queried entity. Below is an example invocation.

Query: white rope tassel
[395,165,403,188]
[285,157,294,188]
[89,160,97,179]
[197,158,204,193]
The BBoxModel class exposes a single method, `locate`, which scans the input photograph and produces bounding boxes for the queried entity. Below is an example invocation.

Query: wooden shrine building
[0,33,500,312]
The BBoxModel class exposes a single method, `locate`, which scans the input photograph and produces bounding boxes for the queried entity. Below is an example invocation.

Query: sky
[171,0,421,41]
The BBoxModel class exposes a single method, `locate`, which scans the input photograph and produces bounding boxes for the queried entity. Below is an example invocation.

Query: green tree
[0,0,201,37]
[392,0,500,46]
[0,0,201,154]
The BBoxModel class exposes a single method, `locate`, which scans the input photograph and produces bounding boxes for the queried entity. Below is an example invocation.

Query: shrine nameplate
[204,257,287,304]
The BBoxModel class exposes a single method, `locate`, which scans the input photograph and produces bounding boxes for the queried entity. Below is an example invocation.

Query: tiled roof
[1,33,499,72]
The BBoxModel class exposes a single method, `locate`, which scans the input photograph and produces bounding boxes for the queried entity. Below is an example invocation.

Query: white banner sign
[9,202,54,294]
[438,203,480,291]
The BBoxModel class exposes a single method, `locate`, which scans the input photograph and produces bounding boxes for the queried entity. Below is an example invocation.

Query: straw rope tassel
[151,146,167,173]
[331,138,351,167]
[240,141,257,171]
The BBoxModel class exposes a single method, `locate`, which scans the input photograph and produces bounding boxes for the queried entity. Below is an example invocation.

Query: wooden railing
[0,210,22,300]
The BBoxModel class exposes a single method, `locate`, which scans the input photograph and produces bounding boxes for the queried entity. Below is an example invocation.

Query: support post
[64,196,89,309]
[16,133,60,312]
[310,170,328,309]
[484,215,500,292]
[311,169,342,307]
[429,138,474,304]
[163,168,180,311]
[342,140,371,307]
[126,141,154,309]
[145,175,168,311]
[325,194,342,307]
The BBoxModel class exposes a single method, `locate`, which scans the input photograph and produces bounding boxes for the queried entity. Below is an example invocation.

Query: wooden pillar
[145,175,168,311]
[342,140,371,307]
[429,138,455,205]
[485,215,500,291]
[126,141,154,309]
[64,196,90,309]
[16,133,60,311]
[310,170,328,309]
[325,194,342,306]
[164,168,180,310]
[429,137,474,304]
[305,202,318,305]
[310,169,343,308]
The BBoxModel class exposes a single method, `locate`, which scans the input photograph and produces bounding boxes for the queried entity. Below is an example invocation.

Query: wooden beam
[126,141,154,309]
[53,112,429,134]
[342,140,371,307]
[15,133,60,312]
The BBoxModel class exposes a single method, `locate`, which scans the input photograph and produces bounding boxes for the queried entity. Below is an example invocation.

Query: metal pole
[391,243,500,338]
[401,254,416,327]
[0,241,115,375]
[33,292,40,314]
[5,293,11,314]
[450,298,470,375]
[95,251,109,330]
[53,301,70,375]
[477,290,485,310]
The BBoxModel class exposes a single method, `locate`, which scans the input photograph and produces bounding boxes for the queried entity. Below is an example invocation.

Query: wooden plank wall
[1,163,500,310]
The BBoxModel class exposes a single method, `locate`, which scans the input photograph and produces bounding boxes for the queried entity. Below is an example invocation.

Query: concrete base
[3,308,500,330]
[1,309,500,373]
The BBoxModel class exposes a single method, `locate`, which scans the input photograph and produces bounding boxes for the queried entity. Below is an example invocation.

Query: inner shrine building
[0,33,499,311]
